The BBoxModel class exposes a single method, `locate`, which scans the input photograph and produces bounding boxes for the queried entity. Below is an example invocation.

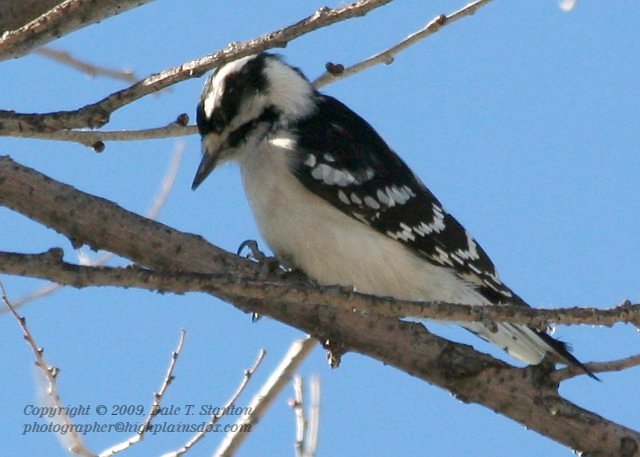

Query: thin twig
[0,279,95,457]
[559,0,579,12]
[291,375,321,457]
[305,376,321,457]
[552,353,640,383]
[164,349,266,457]
[292,375,306,457]
[313,0,494,88]
[0,0,393,134]
[6,121,195,148]
[214,337,318,457]
[0,142,184,313]
[35,47,139,83]
[100,330,187,456]
[1,0,496,148]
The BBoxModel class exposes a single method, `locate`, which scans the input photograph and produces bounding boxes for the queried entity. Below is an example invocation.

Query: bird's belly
[239,148,484,305]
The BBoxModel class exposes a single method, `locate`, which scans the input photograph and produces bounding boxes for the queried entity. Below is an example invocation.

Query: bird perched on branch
[192,52,593,378]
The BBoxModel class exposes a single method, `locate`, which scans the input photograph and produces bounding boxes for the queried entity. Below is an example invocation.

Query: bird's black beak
[191,134,224,190]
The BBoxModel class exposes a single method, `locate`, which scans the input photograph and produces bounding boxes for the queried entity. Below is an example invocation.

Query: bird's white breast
[235,133,550,365]
[237,135,482,305]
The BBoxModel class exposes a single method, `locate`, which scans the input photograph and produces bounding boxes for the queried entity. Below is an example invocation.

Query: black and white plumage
[193,53,592,376]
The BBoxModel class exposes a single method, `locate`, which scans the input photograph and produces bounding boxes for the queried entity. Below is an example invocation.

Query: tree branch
[551,354,640,383]
[1,155,639,455]
[314,0,494,88]
[0,0,393,135]
[0,0,158,61]
[34,47,139,83]
[214,337,318,457]
[1,248,639,331]
[4,117,195,149]
[1,279,94,456]
[0,0,495,150]
[0,0,499,157]
[0,0,62,34]
[100,330,187,456]
[165,349,266,457]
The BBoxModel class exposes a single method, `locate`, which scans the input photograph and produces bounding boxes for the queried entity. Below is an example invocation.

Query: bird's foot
[237,239,283,277]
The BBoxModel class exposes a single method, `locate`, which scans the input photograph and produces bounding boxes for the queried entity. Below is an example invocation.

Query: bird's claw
[237,239,286,280]
[237,239,266,262]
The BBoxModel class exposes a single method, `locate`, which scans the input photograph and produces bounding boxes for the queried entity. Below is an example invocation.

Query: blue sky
[1,1,639,456]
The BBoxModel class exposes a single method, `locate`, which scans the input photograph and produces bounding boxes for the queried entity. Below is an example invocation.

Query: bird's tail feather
[462,322,598,380]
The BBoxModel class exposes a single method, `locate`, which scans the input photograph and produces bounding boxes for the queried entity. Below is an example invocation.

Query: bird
[191,52,594,377]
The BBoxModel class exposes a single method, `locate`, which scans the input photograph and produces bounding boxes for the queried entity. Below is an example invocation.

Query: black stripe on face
[197,54,271,137]
[226,106,279,148]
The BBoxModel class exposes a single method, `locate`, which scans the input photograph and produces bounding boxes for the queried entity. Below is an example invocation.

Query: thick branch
[1,155,639,455]
[0,0,157,61]
[0,0,392,134]
[0,1,62,33]
[1,249,639,330]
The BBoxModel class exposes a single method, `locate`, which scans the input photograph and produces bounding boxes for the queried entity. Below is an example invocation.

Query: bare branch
[215,338,318,457]
[0,0,392,135]
[1,156,639,454]
[0,142,184,313]
[35,47,139,83]
[0,0,158,61]
[314,0,494,87]
[4,118,195,149]
[292,375,306,457]
[291,374,321,457]
[306,376,320,457]
[559,0,579,12]
[0,0,495,149]
[165,349,266,457]
[100,330,187,456]
[553,354,640,383]
[2,248,639,330]
[0,280,95,457]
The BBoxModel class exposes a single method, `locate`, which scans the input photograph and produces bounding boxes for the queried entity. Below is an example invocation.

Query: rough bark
[1,155,638,456]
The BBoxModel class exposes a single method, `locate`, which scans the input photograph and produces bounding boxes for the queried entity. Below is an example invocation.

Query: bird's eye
[211,109,227,133]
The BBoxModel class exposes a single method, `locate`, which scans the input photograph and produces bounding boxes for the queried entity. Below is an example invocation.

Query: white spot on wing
[376,189,394,207]
[455,231,480,261]
[433,246,454,266]
[468,263,482,275]
[450,253,464,265]
[363,196,380,210]
[387,223,416,242]
[311,164,330,181]
[323,153,335,163]
[338,190,350,205]
[350,193,362,205]
[311,163,356,187]
[303,153,317,167]
[386,185,413,205]
[334,170,356,187]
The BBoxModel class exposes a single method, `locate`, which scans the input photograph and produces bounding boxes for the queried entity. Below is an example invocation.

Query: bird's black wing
[289,95,517,305]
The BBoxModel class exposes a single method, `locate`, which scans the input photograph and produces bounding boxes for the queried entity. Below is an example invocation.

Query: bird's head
[192,53,316,189]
